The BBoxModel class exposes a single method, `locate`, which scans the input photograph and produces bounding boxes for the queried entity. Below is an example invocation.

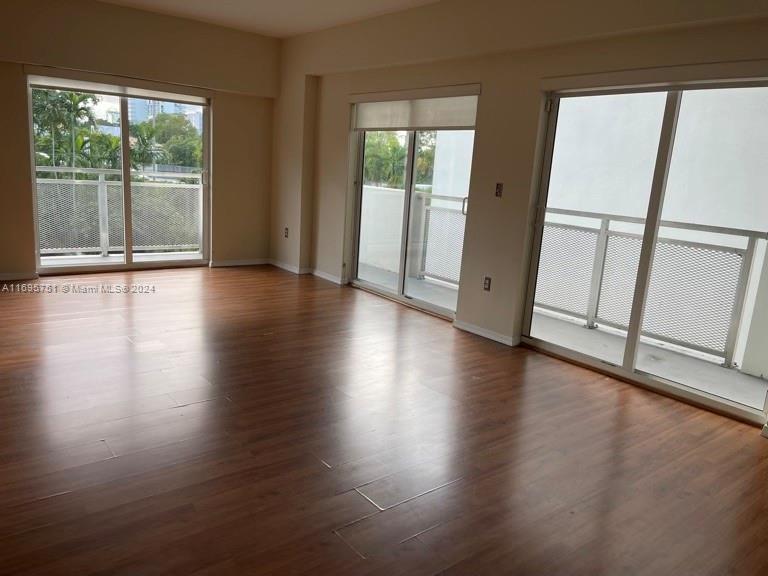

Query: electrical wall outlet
[284,227,289,238]
[483,276,492,291]
[495,183,504,197]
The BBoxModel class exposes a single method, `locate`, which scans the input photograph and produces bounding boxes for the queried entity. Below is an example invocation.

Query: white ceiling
[97,0,440,38]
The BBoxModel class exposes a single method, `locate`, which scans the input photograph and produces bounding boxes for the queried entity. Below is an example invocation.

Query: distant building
[96,124,121,137]
[128,99,185,122]
[128,99,151,123]
[185,110,203,132]
[128,99,202,133]
[105,109,120,125]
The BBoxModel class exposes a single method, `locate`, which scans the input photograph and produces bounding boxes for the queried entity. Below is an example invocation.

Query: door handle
[461,197,468,215]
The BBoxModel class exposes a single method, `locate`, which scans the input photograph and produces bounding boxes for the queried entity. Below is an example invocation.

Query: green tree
[32,89,69,167]
[86,131,122,169]
[363,131,407,188]
[165,137,202,168]
[129,123,167,169]
[415,131,436,187]
[150,113,199,144]
[131,113,201,169]
[32,89,99,170]
[62,92,98,168]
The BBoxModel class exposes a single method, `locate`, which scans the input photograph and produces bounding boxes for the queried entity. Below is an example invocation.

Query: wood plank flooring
[0,265,765,575]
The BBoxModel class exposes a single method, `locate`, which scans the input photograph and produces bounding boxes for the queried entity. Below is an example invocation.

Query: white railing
[411,191,467,285]
[358,187,468,286]
[535,207,768,365]
[35,166,202,256]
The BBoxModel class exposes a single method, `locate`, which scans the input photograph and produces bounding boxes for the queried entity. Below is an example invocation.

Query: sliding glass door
[352,94,478,315]
[30,81,208,270]
[127,98,206,262]
[635,87,768,410]
[404,130,474,311]
[32,88,127,267]
[356,130,409,293]
[525,84,768,417]
[354,128,475,315]
[528,92,666,365]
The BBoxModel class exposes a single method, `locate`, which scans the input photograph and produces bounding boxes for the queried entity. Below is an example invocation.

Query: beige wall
[210,93,273,264]
[0,62,36,279]
[271,0,768,286]
[282,15,768,342]
[0,0,279,276]
[283,0,768,76]
[0,0,279,97]
[269,71,303,269]
[270,72,320,272]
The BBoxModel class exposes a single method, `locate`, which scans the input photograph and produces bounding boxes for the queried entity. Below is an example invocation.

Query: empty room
[1,0,768,574]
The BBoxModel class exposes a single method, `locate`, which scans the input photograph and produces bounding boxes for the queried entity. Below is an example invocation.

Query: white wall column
[741,249,768,379]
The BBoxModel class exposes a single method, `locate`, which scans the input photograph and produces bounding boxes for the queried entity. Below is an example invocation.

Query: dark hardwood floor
[0,265,766,575]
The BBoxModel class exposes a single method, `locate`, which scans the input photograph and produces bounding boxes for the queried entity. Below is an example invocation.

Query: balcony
[357,186,466,312]
[531,208,768,410]
[36,166,203,267]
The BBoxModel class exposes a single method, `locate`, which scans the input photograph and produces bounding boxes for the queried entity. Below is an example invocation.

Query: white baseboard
[453,320,519,347]
[312,269,345,285]
[0,272,38,281]
[268,260,318,276]
[762,424,768,439]
[268,260,344,284]
[210,259,269,267]
[269,259,301,274]
[271,260,313,274]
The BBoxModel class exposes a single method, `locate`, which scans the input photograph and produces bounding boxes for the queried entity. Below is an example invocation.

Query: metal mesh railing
[533,208,762,361]
[422,204,466,284]
[596,234,642,328]
[107,183,126,249]
[35,167,201,255]
[642,241,743,353]
[534,224,598,317]
[37,179,108,252]
[131,181,201,251]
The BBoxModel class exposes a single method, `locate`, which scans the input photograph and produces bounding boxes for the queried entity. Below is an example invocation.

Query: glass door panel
[404,130,474,312]
[127,98,205,262]
[32,88,126,267]
[356,130,409,293]
[528,92,667,365]
[636,87,768,410]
